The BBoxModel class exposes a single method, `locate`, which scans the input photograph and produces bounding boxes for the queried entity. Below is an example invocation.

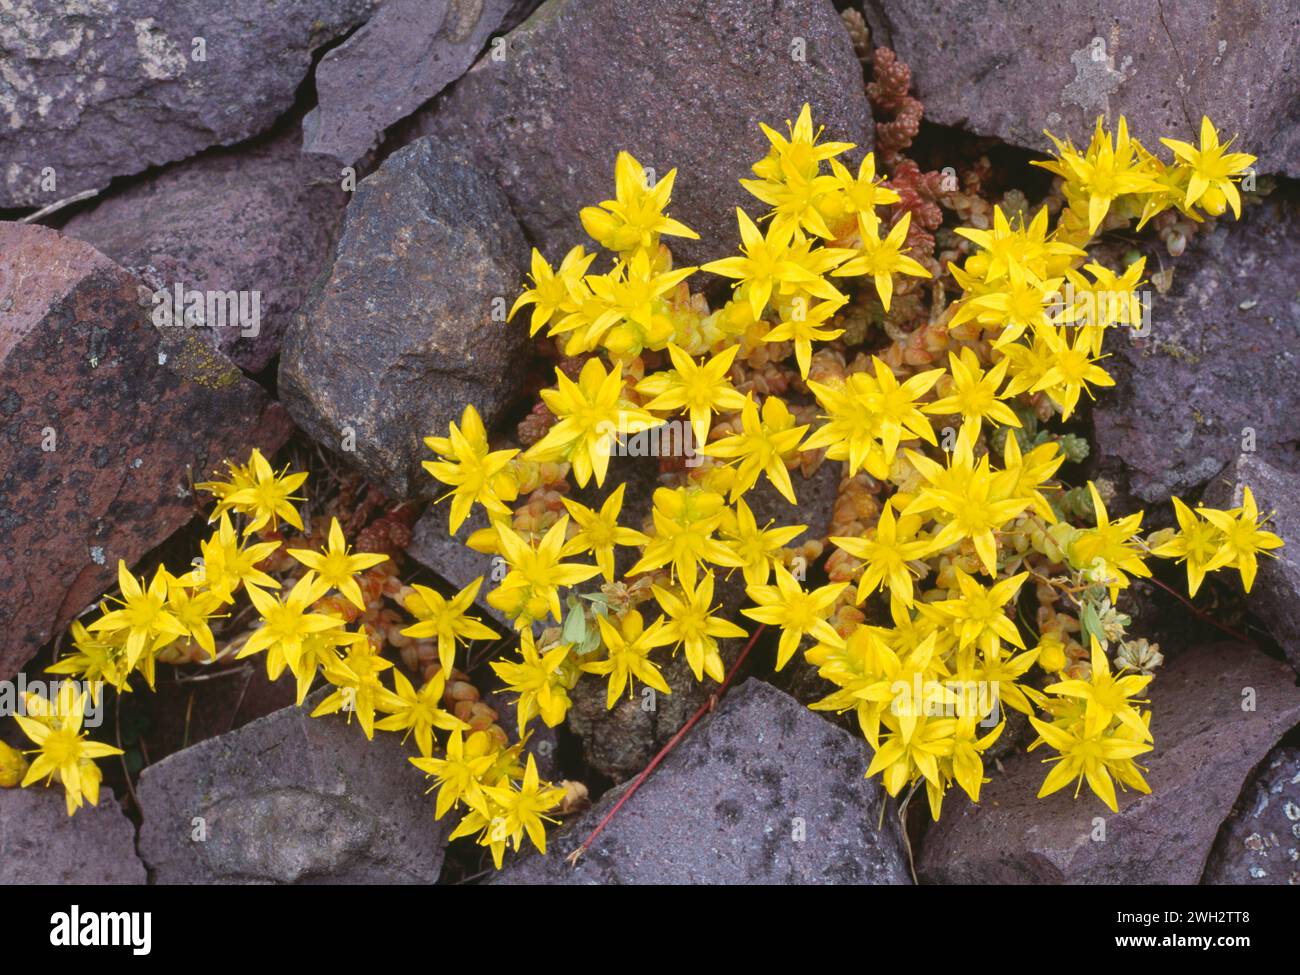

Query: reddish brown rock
[916,643,1300,884]
[62,128,348,373]
[0,223,293,682]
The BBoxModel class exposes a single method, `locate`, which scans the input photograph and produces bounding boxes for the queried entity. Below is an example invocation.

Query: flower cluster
[8,448,569,868]
[424,104,1276,833]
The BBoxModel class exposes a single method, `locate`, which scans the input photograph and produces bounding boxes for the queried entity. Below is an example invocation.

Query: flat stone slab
[493,679,913,884]
[0,787,145,885]
[137,693,450,884]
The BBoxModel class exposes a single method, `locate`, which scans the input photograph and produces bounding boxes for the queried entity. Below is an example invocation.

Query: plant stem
[1144,575,1256,647]
[566,623,766,866]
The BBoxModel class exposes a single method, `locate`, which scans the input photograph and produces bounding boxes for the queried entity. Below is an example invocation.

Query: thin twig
[1144,575,1256,647]
[566,624,766,867]
[19,187,98,223]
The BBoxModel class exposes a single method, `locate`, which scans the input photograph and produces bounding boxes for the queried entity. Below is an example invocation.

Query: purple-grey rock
[916,642,1300,884]
[0,787,145,884]
[62,128,348,372]
[1092,184,1300,504]
[413,0,873,266]
[1202,746,1300,884]
[1201,451,1300,676]
[304,0,522,166]
[493,679,912,884]
[0,222,293,683]
[0,0,377,208]
[278,136,531,500]
[136,692,450,884]
[862,0,1300,177]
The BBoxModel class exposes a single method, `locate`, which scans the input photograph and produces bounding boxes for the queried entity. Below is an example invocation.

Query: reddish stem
[1144,575,1255,647]
[566,624,767,866]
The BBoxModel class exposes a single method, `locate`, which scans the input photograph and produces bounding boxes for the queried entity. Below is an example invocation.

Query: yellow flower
[1044,637,1152,740]
[1148,496,1229,596]
[312,633,393,739]
[1068,482,1151,598]
[1197,486,1284,592]
[199,512,282,602]
[423,403,520,533]
[742,563,846,670]
[164,579,224,660]
[826,152,900,228]
[524,357,658,487]
[89,562,187,669]
[1030,325,1115,420]
[47,620,132,691]
[1160,116,1255,218]
[583,610,674,708]
[480,753,566,855]
[15,683,123,816]
[763,296,846,379]
[831,499,933,609]
[1029,711,1152,814]
[574,246,696,355]
[560,483,649,583]
[221,448,308,533]
[508,245,595,335]
[489,517,601,629]
[653,571,746,683]
[1038,116,1162,234]
[238,572,342,674]
[902,444,1029,576]
[288,516,388,610]
[580,150,700,255]
[410,729,496,819]
[375,668,468,757]
[627,486,745,589]
[721,496,806,587]
[831,211,930,311]
[922,347,1022,452]
[932,568,1029,661]
[952,205,1083,283]
[703,207,844,320]
[490,629,576,732]
[636,343,747,446]
[699,394,808,504]
[0,739,28,788]
[804,357,941,478]
[401,577,499,673]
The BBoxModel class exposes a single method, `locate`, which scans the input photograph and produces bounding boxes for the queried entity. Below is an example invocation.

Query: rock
[1201,452,1300,676]
[413,0,872,266]
[916,642,1300,884]
[279,136,530,500]
[304,0,521,166]
[0,223,293,682]
[493,679,912,883]
[136,692,449,884]
[0,0,376,208]
[0,787,145,884]
[62,128,348,373]
[862,0,1300,178]
[1203,747,1300,884]
[1092,184,1300,504]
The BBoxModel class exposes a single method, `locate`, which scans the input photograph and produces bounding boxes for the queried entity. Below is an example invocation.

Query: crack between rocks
[1154,0,1197,135]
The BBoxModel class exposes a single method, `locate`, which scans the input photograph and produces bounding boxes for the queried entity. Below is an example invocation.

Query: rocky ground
[1,0,1298,885]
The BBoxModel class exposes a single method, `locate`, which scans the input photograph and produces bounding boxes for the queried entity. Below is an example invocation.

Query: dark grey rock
[1203,746,1300,884]
[0,222,293,682]
[62,128,348,372]
[413,0,872,266]
[0,787,145,884]
[407,507,507,626]
[1202,452,1300,676]
[279,136,531,500]
[0,0,377,208]
[137,692,449,884]
[863,0,1300,177]
[1092,184,1300,504]
[493,679,912,884]
[304,0,521,165]
[917,642,1300,884]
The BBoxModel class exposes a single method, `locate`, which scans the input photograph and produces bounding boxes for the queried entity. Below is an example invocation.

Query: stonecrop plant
[5,99,1279,866]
